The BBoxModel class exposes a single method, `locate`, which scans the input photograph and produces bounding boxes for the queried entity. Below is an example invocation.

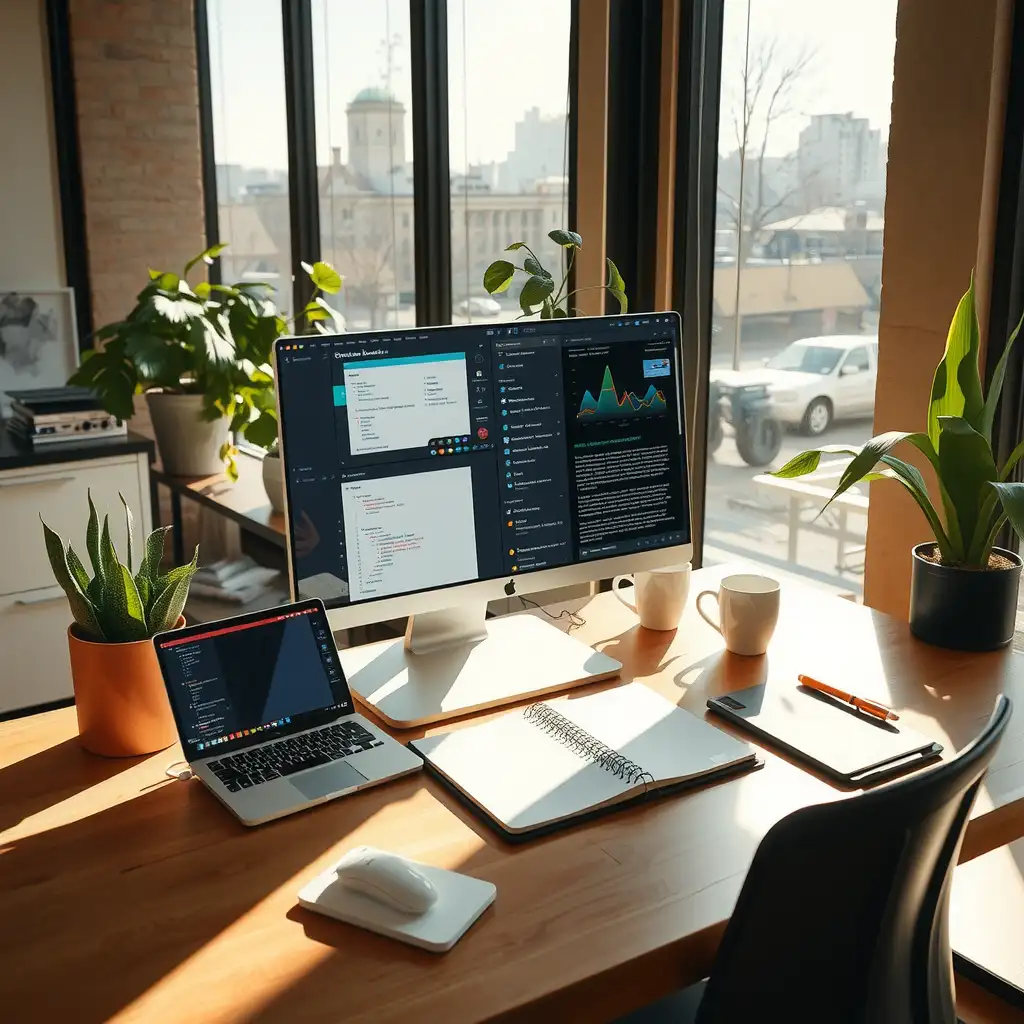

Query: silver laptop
[154,599,421,826]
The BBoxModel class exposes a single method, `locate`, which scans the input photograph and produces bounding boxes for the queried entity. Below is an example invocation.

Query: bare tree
[718,33,815,368]
[719,37,816,262]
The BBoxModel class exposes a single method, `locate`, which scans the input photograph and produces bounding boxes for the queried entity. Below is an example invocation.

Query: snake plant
[41,491,198,642]
[774,277,1024,568]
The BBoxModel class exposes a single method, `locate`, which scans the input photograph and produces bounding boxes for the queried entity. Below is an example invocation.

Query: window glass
[207,0,292,311]
[312,0,415,329]
[447,1,572,324]
[707,0,896,599]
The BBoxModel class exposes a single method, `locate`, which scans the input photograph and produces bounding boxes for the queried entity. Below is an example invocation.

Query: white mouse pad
[297,851,496,953]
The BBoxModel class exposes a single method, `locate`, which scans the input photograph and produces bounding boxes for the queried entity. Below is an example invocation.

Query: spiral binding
[523,703,655,789]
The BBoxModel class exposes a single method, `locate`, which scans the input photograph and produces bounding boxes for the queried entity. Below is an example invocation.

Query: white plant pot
[145,392,228,477]
[262,453,286,513]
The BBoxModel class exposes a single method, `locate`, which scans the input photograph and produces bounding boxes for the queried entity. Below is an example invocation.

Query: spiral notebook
[410,683,759,840]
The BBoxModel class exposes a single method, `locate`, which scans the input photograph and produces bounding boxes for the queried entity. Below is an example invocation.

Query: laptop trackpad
[291,761,367,801]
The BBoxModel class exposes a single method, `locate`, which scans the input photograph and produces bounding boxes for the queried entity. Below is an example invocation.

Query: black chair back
[695,696,1012,1024]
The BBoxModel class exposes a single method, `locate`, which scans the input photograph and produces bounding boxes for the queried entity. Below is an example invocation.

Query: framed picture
[0,288,79,414]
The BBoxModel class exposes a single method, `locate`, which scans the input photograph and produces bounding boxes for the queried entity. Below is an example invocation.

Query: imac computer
[274,311,691,726]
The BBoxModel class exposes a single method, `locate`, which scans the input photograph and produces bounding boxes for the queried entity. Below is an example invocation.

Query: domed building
[346,86,407,191]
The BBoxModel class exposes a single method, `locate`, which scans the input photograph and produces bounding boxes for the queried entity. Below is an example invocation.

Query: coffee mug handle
[611,574,636,612]
[696,589,722,634]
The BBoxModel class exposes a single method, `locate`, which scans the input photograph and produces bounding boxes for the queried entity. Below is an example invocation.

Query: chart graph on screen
[577,366,667,420]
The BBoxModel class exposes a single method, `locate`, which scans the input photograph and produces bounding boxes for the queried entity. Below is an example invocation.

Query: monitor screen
[275,313,690,610]
[155,601,353,759]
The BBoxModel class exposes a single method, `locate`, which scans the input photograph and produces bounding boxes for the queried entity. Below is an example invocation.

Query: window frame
[196,0,579,330]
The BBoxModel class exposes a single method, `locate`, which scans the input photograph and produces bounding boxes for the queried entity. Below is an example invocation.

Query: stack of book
[190,557,282,605]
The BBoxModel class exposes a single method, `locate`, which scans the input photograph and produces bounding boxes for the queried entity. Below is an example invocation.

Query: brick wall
[70,0,205,338]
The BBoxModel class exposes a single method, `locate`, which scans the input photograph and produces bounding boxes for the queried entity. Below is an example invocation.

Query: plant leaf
[184,243,228,276]
[1001,436,1024,481]
[937,416,997,558]
[606,258,628,314]
[988,482,1024,555]
[523,256,549,278]
[308,260,343,294]
[99,514,121,583]
[548,229,582,248]
[483,260,516,295]
[86,490,103,580]
[552,306,568,318]
[119,493,134,573]
[97,563,149,643]
[152,293,203,324]
[40,519,104,639]
[927,278,985,447]
[879,454,955,561]
[137,525,171,585]
[505,241,528,251]
[980,311,1024,442]
[66,543,91,595]
[148,546,199,632]
[519,273,555,314]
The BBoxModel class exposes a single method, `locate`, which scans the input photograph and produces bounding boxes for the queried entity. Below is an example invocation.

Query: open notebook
[411,683,758,840]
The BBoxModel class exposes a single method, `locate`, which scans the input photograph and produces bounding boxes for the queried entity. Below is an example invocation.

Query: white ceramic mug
[696,573,780,656]
[612,564,691,631]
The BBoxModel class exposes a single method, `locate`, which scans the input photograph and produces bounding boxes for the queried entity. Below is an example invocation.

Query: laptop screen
[155,600,353,760]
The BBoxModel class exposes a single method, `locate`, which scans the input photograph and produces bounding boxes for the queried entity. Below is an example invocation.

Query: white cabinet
[0,447,152,716]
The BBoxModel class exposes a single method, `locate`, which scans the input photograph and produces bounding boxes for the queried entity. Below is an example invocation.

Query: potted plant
[482,229,628,317]
[774,277,1024,651]
[42,492,199,756]
[70,247,343,483]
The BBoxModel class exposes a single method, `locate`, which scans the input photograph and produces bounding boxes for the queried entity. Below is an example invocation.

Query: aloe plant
[774,277,1024,568]
[482,229,628,318]
[41,492,198,643]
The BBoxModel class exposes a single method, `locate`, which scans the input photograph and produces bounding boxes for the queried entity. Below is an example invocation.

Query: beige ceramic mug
[612,564,691,631]
[696,573,780,656]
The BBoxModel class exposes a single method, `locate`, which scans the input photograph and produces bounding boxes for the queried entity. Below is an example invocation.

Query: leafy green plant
[41,492,199,643]
[482,229,628,318]
[69,246,343,479]
[774,277,1024,568]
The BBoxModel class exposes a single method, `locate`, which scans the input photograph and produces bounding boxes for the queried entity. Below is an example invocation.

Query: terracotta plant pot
[67,617,184,757]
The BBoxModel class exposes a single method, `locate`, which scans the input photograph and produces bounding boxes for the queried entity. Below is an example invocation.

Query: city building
[798,113,885,210]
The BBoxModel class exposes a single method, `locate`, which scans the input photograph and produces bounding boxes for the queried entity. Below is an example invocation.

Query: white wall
[0,0,63,287]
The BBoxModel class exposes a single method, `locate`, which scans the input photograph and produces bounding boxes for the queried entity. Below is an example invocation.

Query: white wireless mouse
[335,846,438,915]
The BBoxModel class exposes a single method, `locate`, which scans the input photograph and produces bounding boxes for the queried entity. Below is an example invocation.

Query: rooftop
[350,86,401,105]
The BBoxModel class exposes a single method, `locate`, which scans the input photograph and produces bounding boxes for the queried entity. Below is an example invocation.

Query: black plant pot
[909,543,1022,651]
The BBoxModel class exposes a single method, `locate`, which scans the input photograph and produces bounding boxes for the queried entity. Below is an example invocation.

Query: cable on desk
[518,595,586,633]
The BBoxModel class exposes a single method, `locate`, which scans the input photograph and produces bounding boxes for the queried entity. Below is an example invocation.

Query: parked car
[458,296,502,317]
[711,334,878,436]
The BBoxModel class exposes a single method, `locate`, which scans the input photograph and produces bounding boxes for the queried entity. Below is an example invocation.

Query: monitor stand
[337,604,622,729]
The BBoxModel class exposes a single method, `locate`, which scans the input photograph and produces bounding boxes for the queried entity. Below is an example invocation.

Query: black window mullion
[410,0,452,326]
[45,0,93,349]
[282,0,320,317]
[606,0,663,314]
[194,0,221,285]
[672,0,725,568]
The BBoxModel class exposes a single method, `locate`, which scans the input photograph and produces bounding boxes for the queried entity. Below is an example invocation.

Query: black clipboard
[707,682,942,786]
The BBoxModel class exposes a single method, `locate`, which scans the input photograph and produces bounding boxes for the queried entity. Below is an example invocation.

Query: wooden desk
[2,566,1023,1024]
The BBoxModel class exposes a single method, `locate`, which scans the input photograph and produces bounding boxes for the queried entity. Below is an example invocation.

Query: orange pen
[797,674,900,722]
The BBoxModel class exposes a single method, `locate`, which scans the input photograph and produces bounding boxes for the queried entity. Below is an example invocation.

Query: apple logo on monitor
[503,579,516,596]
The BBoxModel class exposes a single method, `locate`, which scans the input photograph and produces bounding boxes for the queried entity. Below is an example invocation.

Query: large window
[312,0,415,330]
[447,0,572,325]
[207,0,292,310]
[704,0,896,599]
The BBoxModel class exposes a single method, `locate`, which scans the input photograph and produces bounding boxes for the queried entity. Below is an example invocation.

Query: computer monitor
[274,312,692,726]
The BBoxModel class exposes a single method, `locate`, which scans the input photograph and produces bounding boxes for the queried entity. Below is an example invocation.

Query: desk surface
[152,452,285,547]
[2,565,1023,1024]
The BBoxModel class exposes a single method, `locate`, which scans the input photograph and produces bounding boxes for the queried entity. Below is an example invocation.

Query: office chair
[618,696,1012,1024]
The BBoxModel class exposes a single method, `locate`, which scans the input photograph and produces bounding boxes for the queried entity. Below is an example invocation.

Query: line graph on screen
[577,365,667,420]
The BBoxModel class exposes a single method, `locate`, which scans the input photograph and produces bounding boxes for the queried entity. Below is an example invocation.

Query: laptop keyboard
[205,721,383,792]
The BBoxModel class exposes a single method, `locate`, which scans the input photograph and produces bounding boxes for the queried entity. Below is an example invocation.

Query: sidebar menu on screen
[493,337,573,575]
